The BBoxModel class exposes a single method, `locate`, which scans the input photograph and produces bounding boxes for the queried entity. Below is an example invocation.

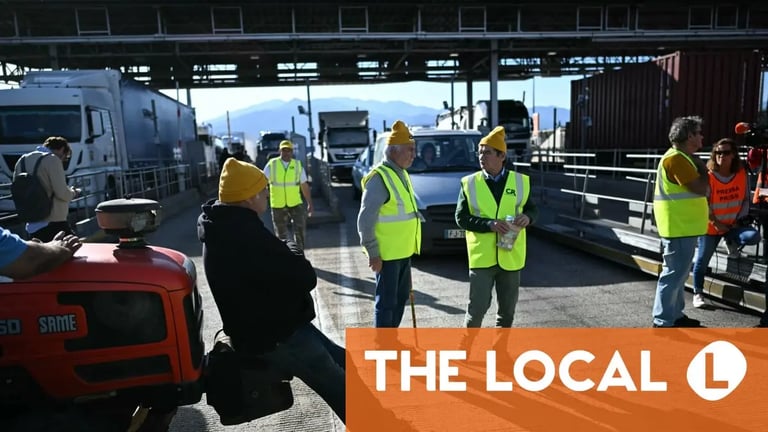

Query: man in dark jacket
[198,157,345,423]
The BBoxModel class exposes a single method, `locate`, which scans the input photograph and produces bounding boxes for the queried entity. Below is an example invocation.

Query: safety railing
[514,149,659,235]
[0,164,198,236]
[561,164,657,234]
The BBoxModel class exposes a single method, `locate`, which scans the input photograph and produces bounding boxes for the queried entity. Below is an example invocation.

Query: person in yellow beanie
[357,120,421,328]
[454,125,538,350]
[263,139,313,250]
[198,156,346,423]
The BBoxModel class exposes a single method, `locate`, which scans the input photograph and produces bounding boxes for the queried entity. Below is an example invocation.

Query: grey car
[359,127,482,255]
[351,145,376,200]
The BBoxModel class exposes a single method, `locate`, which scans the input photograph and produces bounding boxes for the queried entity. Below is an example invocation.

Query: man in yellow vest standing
[652,116,709,328]
[264,140,313,250]
[357,120,421,328]
[455,126,538,338]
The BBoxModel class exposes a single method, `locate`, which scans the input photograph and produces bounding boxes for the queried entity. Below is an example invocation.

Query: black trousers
[28,221,74,242]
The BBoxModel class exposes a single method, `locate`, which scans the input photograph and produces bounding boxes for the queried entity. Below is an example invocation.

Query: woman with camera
[691,138,761,308]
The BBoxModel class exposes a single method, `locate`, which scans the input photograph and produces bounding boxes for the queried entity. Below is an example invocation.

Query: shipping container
[569,51,762,161]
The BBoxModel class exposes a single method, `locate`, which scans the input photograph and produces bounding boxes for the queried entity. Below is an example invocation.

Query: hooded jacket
[198,199,317,353]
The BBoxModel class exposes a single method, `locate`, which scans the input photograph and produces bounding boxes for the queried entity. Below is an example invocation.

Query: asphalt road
[144,184,760,432]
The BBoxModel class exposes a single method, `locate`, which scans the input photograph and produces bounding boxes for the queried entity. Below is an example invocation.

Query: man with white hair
[357,120,421,328]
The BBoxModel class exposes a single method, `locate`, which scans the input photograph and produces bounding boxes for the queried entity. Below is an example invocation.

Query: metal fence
[0,162,218,236]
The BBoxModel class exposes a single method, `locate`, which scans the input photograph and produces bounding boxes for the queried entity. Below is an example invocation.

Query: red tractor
[0,198,205,431]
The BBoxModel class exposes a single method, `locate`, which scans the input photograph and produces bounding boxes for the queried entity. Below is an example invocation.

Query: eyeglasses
[477,150,496,157]
[714,150,733,156]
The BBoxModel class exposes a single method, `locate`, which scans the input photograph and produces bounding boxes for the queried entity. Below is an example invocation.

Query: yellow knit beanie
[279,140,293,150]
[479,126,507,153]
[218,158,268,203]
[387,120,414,145]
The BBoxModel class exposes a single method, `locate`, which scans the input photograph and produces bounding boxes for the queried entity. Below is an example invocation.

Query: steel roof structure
[0,1,766,88]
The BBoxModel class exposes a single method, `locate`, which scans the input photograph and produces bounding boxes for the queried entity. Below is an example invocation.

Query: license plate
[444,229,465,239]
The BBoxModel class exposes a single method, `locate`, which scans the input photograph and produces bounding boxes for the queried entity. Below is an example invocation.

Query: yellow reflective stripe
[376,167,410,223]
[268,159,279,183]
[513,171,524,215]
[379,213,418,222]
[654,191,701,200]
[465,174,482,216]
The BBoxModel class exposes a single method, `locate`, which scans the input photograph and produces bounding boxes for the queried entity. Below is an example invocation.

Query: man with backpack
[12,136,80,242]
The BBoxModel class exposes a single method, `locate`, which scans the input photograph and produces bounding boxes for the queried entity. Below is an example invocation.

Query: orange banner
[346,328,768,432]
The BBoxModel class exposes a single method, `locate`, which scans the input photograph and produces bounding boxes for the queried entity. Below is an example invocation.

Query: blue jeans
[653,236,697,327]
[465,266,521,328]
[692,227,761,294]
[374,257,412,328]
[262,323,346,423]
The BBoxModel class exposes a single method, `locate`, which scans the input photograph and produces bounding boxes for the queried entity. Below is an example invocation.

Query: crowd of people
[5,114,768,427]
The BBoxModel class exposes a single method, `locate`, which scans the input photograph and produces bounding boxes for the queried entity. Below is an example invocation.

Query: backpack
[11,153,53,222]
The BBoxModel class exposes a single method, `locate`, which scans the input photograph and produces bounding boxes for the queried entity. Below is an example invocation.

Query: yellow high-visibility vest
[461,170,529,271]
[653,148,708,238]
[362,164,421,260]
[268,158,303,208]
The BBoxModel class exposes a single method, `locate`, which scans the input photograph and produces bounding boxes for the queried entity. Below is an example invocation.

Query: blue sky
[162,76,579,123]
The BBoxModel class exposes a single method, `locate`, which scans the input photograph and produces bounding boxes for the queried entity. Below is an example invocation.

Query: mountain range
[204,97,570,141]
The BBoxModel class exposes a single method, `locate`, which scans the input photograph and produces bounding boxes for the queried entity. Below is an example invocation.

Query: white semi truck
[0,69,197,203]
[315,110,370,180]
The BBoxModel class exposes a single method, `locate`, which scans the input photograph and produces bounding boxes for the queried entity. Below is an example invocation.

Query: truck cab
[316,110,370,180]
[475,100,533,163]
[0,70,197,210]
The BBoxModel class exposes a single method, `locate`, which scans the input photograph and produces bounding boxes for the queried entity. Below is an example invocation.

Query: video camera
[735,122,768,148]
[736,122,768,171]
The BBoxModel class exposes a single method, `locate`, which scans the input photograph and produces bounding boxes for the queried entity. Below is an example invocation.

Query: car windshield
[409,135,480,173]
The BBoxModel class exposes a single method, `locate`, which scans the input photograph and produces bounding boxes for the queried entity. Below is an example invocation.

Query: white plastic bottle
[497,214,521,250]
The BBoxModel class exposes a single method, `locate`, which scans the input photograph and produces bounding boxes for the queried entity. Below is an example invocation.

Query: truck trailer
[0,69,197,203]
[315,110,370,180]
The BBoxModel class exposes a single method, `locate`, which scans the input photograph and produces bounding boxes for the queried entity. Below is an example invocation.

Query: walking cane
[409,289,417,328]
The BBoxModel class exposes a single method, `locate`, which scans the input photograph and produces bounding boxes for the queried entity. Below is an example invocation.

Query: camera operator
[738,121,768,327]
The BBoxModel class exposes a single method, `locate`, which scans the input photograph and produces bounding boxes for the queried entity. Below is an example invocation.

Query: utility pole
[306,79,314,154]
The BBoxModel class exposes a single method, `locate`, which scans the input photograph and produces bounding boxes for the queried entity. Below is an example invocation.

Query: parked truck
[219,131,254,162]
[255,130,307,169]
[474,100,532,162]
[315,110,370,180]
[0,69,197,204]
[437,99,532,162]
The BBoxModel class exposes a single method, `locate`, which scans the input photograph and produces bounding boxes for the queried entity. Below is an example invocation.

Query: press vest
[461,170,529,271]
[652,148,708,238]
[268,158,302,208]
[707,169,747,235]
[362,164,421,260]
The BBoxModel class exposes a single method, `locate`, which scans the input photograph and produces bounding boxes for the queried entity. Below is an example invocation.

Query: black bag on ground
[204,330,294,426]
[12,153,53,222]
